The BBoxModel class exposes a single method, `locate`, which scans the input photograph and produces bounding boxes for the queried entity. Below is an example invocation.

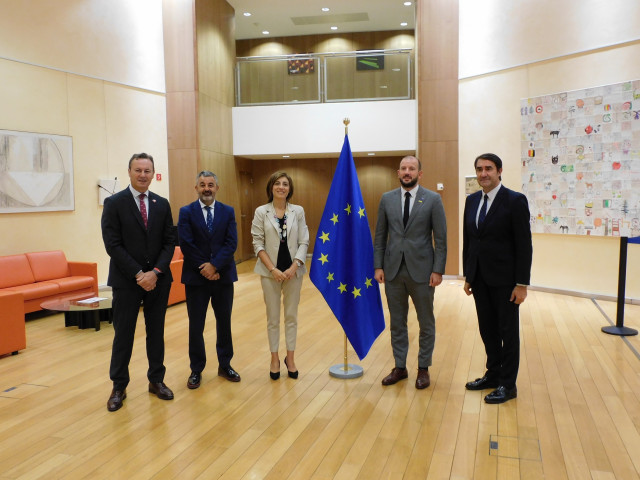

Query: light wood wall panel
[417,0,459,275]
[164,0,238,259]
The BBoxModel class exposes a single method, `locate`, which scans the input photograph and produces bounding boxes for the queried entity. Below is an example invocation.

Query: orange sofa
[0,291,25,356]
[168,246,185,305]
[0,251,98,315]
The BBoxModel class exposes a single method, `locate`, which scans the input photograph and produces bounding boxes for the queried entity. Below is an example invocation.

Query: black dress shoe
[148,382,174,400]
[284,358,298,379]
[218,366,241,382]
[187,372,202,389]
[107,389,126,412]
[381,367,408,386]
[484,385,517,404]
[465,375,500,391]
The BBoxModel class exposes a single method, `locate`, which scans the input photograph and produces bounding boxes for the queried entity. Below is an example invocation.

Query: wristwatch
[296,259,304,267]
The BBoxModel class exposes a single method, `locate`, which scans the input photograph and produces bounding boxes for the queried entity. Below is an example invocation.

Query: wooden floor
[1,259,640,480]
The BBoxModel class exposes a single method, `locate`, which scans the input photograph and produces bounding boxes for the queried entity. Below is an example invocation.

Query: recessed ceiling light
[404,2,412,6]
[322,7,330,12]
[400,22,408,27]
[330,26,338,30]
[243,12,251,17]
[283,155,290,158]
[392,68,401,72]
[368,153,376,156]
[262,30,269,35]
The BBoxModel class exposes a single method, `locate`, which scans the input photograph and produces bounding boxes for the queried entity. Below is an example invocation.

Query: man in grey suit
[374,155,447,389]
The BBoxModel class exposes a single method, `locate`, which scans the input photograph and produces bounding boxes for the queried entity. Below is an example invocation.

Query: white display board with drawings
[520,79,640,237]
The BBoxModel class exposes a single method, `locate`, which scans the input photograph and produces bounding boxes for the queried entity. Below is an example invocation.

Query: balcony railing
[235,49,413,106]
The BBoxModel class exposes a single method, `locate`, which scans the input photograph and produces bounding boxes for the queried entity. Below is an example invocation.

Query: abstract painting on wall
[0,129,74,213]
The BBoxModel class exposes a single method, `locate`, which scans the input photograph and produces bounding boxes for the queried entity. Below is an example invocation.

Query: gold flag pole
[328,117,364,379]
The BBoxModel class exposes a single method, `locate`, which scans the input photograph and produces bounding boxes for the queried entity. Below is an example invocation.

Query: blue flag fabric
[629,236,640,245]
[309,134,385,360]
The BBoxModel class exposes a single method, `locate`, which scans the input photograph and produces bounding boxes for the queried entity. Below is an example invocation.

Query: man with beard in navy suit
[178,171,240,389]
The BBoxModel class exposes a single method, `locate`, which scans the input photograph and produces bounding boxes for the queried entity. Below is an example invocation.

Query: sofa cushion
[5,281,60,300]
[0,254,35,288]
[53,276,95,293]
[26,251,71,282]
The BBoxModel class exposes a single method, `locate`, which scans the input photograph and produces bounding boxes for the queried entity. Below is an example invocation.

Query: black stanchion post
[602,236,638,336]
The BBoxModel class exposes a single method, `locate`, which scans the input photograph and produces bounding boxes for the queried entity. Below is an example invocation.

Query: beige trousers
[260,274,303,352]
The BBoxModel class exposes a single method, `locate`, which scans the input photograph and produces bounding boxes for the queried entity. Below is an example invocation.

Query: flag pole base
[602,325,638,336]
[329,363,363,379]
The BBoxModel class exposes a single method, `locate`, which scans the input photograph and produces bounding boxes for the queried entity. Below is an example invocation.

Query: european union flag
[630,236,640,245]
[309,134,385,360]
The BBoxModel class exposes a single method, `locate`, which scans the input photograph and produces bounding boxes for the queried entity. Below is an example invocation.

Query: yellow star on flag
[319,231,330,243]
[338,282,347,293]
[365,277,373,288]
[344,204,351,215]
[352,287,361,299]
[358,207,365,218]
[330,213,339,225]
[326,272,334,282]
[318,253,329,265]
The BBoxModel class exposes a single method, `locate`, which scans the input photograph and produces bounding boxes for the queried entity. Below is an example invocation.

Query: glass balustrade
[236,49,413,106]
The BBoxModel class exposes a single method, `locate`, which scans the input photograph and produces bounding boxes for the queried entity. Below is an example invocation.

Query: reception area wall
[0,0,169,285]
[459,0,640,299]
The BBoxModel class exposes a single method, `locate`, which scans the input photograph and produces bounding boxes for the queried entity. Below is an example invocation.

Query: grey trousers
[384,262,436,369]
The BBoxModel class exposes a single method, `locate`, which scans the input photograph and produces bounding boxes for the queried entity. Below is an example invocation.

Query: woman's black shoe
[270,360,280,380]
[284,357,299,379]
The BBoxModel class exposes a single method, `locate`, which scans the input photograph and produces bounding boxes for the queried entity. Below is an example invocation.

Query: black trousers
[110,283,171,390]
[185,281,234,373]
[471,276,520,389]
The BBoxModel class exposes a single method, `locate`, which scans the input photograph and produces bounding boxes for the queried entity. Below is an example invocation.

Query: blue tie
[205,206,213,233]
[478,194,488,227]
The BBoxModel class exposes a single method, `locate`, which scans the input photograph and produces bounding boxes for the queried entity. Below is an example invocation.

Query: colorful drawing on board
[520,79,640,236]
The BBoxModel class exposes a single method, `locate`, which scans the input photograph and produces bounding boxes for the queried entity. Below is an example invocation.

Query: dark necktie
[139,193,148,229]
[205,206,213,233]
[403,191,411,227]
[478,194,488,226]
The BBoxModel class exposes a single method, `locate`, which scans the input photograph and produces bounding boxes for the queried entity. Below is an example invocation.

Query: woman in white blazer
[251,172,309,380]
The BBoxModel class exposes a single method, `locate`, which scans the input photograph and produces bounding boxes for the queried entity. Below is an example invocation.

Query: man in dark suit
[463,153,533,404]
[101,153,176,412]
[374,155,447,390]
[178,171,239,389]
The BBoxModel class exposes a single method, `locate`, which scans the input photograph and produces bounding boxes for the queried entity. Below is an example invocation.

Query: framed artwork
[356,53,385,71]
[0,129,74,213]
[288,58,315,74]
[465,175,481,196]
[521,80,640,237]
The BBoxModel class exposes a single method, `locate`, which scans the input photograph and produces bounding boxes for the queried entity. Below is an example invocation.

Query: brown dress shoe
[148,382,174,400]
[107,389,126,412]
[415,368,430,389]
[381,367,408,386]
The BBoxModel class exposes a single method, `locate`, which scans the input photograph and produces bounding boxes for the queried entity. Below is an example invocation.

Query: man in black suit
[101,153,176,412]
[463,153,533,404]
[178,171,239,389]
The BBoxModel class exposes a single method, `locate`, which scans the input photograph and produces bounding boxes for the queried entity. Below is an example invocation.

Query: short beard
[400,177,418,189]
